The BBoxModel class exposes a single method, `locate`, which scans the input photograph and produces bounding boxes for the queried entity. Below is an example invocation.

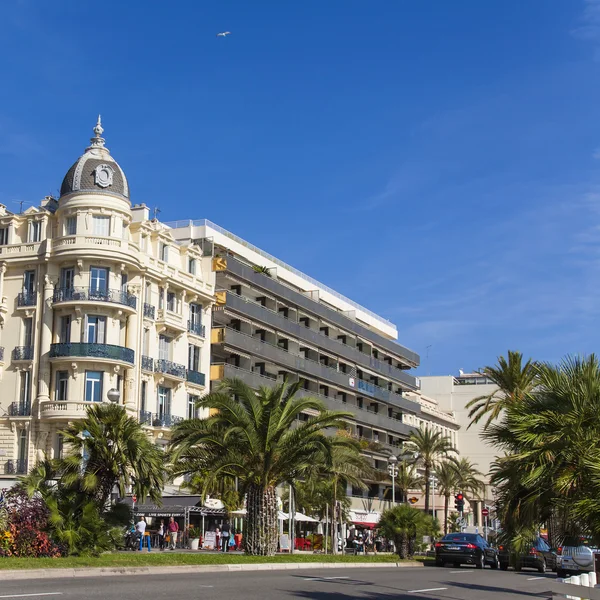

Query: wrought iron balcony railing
[139,411,183,427]
[141,355,154,372]
[17,291,37,307]
[12,346,34,361]
[53,287,137,309]
[5,459,28,474]
[186,370,206,387]
[49,343,135,364]
[143,303,156,319]
[187,321,206,337]
[8,401,31,416]
[154,359,186,379]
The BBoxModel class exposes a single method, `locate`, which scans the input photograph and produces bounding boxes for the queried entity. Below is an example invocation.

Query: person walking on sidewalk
[167,517,179,550]
[157,519,166,551]
[221,521,231,552]
[136,516,151,552]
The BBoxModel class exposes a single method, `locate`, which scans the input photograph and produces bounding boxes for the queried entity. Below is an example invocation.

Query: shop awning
[278,511,320,523]
[349,510,380,528]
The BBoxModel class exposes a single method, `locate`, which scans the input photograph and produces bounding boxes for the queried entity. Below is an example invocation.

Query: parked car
[435,533,500,569]
[557,536,599,578]
[498,537,557,573]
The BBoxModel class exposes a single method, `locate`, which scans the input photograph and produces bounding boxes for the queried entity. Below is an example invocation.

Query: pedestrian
[136,516,151,552]
[221,521,231,552]
[215,526,221,552]
[167,516,179,550]
[158,519,166,551]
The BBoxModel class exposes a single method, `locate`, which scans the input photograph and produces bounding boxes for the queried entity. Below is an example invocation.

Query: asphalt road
[0,565,559,600]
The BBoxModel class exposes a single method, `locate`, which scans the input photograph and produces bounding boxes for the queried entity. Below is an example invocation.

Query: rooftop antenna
[153,207,161,220]
[13,200,26,214]
[426,345,432,376]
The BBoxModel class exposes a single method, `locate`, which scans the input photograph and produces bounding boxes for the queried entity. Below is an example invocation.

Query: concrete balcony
[53,287,137,312]
[224,257,420,368]
[40,401,90,420]
[212,327,420,415]
[156,309,186,335]
[215,363,416,440]
[224,291,419,390]
[49,343,135,366]
[0,241,43,257]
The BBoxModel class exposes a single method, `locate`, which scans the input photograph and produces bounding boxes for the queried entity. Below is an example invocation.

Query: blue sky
[1,0,599,376]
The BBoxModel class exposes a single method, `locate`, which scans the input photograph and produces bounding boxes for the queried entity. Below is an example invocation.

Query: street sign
[482,508,489,517]
[408,497,419,504]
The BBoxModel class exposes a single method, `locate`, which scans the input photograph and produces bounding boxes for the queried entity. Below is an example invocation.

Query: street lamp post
[106,388,121,404]
[430,474,438,519]
[388,455,398,505]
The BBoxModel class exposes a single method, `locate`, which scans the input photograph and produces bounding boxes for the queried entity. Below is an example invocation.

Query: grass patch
[0,552,408,570]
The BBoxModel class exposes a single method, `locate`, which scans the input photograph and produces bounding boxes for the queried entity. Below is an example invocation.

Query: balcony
[17,291,37,308]
[212,327,420,415]
[7,401,31,417]
[154,359,186,380]
[223,291,419,390]
[215,363,416,439]
[143,303,156,320]
[140,411,184,427]
[40,401,90,420]
[223,257,420,368]
[5,459,27,475]
[49,343,135,365]
[12,346,34,361]
[141,355,154,372]
[188,320,206,338]
[156,309,186,334]
[53,287,137,311]
[186,369,206,387]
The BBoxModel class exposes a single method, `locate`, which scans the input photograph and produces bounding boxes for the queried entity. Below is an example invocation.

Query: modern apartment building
[168,220,459,520]
[0,119,215,488]
[420,371,499,524]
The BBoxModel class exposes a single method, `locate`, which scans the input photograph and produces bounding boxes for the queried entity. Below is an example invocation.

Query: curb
[0,561,423,580]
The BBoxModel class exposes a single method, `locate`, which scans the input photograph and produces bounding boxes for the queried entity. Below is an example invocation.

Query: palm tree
[485,355,600,546]
[406,427,457,513]
[59,403,165,506]
[453,458,484,498]
[435,461,458,534]
[378,504,438,559]
[388,459,423,503]
[169,378,354,556]
[466,350,537,429]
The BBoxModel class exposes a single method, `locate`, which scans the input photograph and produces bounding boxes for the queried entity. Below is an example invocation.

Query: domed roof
[60,117,129,200]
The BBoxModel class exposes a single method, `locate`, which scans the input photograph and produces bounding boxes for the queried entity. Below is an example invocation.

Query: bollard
[571,575,581,586]
[580,573,590,587]
[589,570,597,586]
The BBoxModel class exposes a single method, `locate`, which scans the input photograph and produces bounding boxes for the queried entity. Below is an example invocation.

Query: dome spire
[88,115,106,149]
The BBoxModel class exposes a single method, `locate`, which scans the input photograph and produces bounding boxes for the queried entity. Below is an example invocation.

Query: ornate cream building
[0,119,215,487]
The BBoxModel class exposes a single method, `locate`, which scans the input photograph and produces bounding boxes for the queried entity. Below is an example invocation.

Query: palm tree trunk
[444,494,449,534]
[424,466,430,513]
[332,484,338,555]
[245,483,278,556]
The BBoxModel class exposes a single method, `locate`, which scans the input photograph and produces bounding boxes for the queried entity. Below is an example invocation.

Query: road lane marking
[449,570,472,574]
[526,577,544,580]
[303,576,350,581]
[407,588,448,593]
[0,595,63,599]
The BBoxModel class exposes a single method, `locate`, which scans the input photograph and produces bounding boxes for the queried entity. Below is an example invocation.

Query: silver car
[557,537,599,577]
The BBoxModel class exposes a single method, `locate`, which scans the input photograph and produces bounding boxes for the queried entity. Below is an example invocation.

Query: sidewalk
[0,560,422,581]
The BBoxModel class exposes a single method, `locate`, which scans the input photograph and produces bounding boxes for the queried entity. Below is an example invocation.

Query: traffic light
[454,493,464,512]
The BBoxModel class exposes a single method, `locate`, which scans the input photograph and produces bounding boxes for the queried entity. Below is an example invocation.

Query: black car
[435,533,500,569]
[498,537,557,573]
